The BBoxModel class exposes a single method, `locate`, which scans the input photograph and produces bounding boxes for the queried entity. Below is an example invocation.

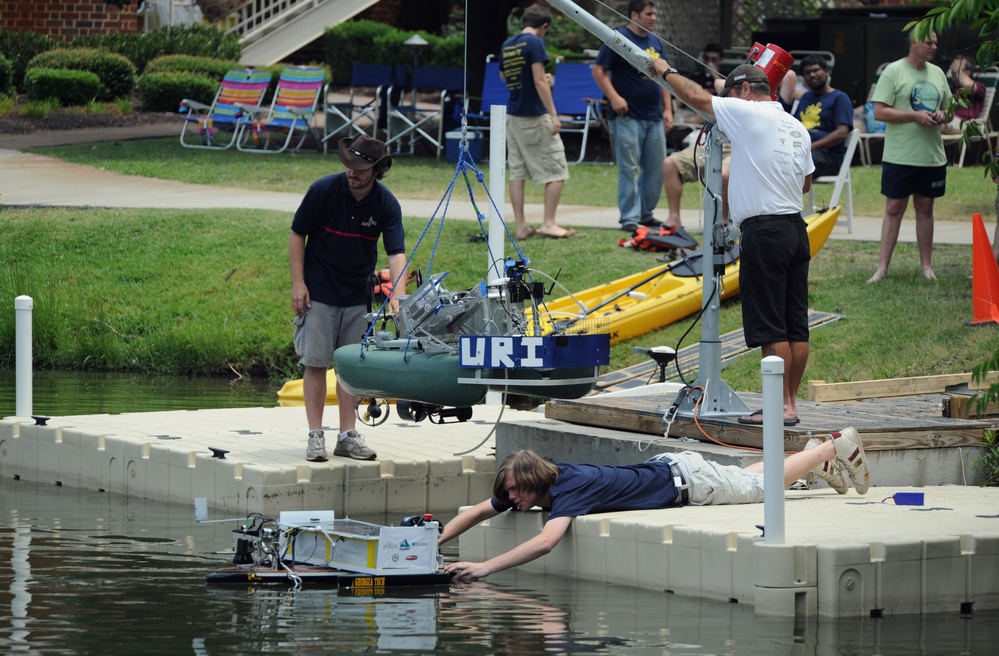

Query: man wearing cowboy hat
[289,134,407,461]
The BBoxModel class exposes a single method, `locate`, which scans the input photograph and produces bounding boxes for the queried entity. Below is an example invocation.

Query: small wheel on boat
[356,397,390,426]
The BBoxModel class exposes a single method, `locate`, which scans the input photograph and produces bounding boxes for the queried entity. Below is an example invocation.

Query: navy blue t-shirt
[501,32,549,117]
[491,461,679,519]
[594,27,666,122]
[793,88,854,165]
[291,173,405,307]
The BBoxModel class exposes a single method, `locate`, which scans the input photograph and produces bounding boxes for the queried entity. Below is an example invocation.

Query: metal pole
[761,355,785,544]
[548,0,748,417]
[15,295,33,418]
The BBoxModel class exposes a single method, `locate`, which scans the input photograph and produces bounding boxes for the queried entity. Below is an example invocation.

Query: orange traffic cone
[968,212,999,326]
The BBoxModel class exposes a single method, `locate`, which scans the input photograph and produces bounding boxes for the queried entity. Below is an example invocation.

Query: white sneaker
[805,436,849,494]
[333,430,377,460]
[831,427,870,495]
[306,429,328,462]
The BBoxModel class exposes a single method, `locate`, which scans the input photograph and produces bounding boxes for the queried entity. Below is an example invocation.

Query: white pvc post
[761,355,785,544]
[487,104,507,284]
[485,105,507,407]
[15,295,33,418]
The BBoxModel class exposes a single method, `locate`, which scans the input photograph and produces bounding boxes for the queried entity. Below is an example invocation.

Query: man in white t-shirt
[650,58,814,427]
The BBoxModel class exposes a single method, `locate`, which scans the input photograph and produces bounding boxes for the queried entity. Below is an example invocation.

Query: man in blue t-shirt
[499,3,574,240]
[290,134,406,463]
[442,431,871,580]
[593,0,673,232]
[793,54,854,177]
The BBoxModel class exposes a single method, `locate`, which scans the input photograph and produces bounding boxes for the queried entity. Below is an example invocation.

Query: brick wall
[1,0,138,41]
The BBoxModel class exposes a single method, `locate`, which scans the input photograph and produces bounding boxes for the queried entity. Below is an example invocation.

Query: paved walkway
[0,122,974,245]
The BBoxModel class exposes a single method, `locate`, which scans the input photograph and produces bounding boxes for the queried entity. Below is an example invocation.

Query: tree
[908,0,999,176]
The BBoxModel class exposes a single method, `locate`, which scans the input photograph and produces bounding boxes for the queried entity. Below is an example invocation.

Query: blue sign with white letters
[458,335,609,369]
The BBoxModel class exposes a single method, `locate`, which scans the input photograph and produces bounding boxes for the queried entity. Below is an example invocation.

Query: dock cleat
[805,436,849,494]
[831,427,870,494]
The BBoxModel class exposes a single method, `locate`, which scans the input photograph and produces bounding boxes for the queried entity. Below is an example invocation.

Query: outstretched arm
[649,57,716,119]
[445,515,572,580]
[439,499,500,545]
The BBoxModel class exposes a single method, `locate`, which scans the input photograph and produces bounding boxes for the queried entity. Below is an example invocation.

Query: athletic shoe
[805,436,848,494]
[306,429,328,462]
[333,430,377,460]
[831,427,870,495]
[621,221,639,233]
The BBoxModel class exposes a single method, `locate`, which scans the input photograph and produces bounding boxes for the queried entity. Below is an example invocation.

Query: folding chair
[942,66,999,167]
[466,60,509,136]
[178,68,271,150]
[385,65,466,157]
[858,62,889,166]
[235,66,325,154]
[552,61,609,165]
[808,129,860,233]
[322,63,404,154]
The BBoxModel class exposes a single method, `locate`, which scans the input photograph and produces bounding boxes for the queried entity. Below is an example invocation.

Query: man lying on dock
[442,428,870,580]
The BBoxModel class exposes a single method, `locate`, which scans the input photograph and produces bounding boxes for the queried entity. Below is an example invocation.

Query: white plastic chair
[808,129,860,233]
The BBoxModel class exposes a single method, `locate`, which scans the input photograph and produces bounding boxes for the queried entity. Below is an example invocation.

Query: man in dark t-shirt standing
[592,0,673,232]
[289,134,406,462]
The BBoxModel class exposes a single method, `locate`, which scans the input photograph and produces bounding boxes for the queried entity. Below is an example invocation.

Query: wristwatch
[661,67,679,80]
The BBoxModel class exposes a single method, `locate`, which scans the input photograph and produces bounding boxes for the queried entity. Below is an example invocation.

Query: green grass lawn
[29,137,999,222]
[3,136,994,392]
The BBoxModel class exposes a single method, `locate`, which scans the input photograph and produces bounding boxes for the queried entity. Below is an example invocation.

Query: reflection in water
[0,479,997,655]
[0,369,279,417]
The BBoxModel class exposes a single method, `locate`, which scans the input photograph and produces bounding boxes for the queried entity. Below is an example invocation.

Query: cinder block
[145,443,172,500]
[698,530,739,600]
[571,516,609,581]
[754,586,817,618]
[964,534,999,608]
[55,428,84,488]
[633,520,670,591]
[816,543,876,617]
[603,518,638,585]
[73,430,106,490]
[732,533,761,602]
[667,527,702,594]
[754,542,817,588]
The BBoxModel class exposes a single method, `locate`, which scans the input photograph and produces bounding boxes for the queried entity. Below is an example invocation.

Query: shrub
[0,29,60,93]
[324,20,410,82]
[27,48,136,101]
[137,71,218,112]
[24,68,102,106]
[143,54,240,81]
[73,25,241,74]
[0,52,14,96]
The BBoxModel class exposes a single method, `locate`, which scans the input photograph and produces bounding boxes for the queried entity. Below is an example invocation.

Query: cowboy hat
[338,134,392,171]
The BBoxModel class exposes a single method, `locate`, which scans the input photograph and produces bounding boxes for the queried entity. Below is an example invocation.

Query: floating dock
[3,391,997,618]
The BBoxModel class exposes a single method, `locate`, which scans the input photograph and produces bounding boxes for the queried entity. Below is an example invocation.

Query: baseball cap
[721,64,769,94]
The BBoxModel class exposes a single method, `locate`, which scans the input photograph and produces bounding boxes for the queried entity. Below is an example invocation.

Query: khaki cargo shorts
[506,114,569,184]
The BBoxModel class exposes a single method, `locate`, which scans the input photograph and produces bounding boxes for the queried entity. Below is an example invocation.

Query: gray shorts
[293,302,367,368]
[663,451,763,506]
[506,114,569,184]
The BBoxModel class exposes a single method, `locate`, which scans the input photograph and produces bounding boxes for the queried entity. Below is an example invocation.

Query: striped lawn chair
[236,66,326,153]
[179,68,271,150]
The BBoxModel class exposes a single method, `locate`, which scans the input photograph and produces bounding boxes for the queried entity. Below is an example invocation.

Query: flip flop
[737,409,764,425]
[736,410,799,426]
[538,228,577,239]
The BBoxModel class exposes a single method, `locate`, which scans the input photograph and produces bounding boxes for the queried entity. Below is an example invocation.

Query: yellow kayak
[527,207,840,345]
[276,369,337,406]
